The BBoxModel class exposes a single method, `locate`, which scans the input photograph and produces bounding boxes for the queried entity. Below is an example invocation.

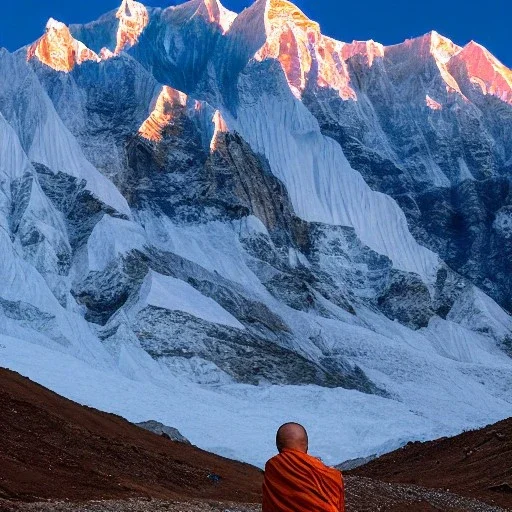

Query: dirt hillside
[352,417,512,509]
[0,368,263,503]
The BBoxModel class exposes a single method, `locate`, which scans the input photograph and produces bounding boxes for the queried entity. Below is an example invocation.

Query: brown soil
[0,368,263,504]
[351,417,512,509]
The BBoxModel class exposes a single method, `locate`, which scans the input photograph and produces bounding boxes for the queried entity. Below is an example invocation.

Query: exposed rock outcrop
[135,420,190,443]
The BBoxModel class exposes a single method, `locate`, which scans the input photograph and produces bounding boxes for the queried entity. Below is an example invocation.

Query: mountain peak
[450,40,512,104]
[138,86,188,142]
[385,31,463,96]
[461,40,509,68]
[341,40,385,66]
[27,18,99,72]
[402,31,462,65]
[196,0,237,33]
[428,31,462,64]
[114,0,149,55]
[171,0,237,34]
[249,0,355,100]
[46,18,67,32]
[264,0,320,33]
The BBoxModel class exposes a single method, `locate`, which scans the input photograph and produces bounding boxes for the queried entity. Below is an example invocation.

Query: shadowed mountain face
[303,33,512,313]
[0,0,511,468]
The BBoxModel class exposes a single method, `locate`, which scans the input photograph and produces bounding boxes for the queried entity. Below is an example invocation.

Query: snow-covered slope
[0,0,511,467]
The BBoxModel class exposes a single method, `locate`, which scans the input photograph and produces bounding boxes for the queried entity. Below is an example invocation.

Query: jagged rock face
[402,178,512,311]
[135,420,190,443]
[28,53,160,179]
[34,164,126,249]
[135,305,349,387]
[138,86,188,141]
[1,0,512,464]
[206,132,297,236]
[122,111,294,233]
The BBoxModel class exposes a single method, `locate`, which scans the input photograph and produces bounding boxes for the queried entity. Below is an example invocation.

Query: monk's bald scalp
[276,422,308,453]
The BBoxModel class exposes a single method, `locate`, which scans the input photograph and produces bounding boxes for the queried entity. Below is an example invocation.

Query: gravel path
[0,500,260,512]
[345,476,508,511]
[3,476,508,512]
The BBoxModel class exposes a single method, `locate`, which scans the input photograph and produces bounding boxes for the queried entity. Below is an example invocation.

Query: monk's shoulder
[264,453,283,471]
[307,455,343,479]
[324,463,343,483]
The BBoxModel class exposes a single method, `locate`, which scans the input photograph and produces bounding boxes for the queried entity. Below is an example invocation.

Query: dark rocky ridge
[135,420,190,443]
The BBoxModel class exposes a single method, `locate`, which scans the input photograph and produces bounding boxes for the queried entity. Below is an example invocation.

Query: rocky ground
[3,477,508,511]
[0,499,259,511]
[344,476,508,512]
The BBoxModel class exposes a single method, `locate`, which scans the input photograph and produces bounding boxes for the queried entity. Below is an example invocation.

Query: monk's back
[262,448,345,512]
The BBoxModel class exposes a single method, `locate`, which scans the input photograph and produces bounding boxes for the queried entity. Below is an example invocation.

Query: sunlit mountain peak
[114,0,149,55]
[138,85,188,142]
[27,18,99,72]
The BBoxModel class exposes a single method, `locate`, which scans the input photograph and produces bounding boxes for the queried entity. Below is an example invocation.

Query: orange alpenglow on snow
[255,0,356,100]
[449,41,512,104]
[426,95,442,110]
[138,86,188,142]
[27,18,99,72]
[263,448,345,512]
[210,110,229,151]
[114,0,149,55]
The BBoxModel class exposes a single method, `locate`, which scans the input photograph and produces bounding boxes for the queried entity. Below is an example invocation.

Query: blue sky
[2,0,510,67]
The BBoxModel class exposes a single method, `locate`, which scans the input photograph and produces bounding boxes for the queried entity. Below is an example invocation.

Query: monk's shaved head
[276,422,308,453]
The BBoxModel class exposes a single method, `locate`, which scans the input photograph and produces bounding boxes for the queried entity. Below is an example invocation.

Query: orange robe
[262,448,345,512]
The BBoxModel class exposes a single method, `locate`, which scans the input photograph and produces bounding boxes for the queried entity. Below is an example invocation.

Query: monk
[262,423,345,512]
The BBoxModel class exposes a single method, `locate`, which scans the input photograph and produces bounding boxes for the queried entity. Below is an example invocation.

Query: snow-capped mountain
[1,0,511,467]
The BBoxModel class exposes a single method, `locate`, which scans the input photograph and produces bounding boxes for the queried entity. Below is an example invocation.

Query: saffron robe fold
[262,449,345,512]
